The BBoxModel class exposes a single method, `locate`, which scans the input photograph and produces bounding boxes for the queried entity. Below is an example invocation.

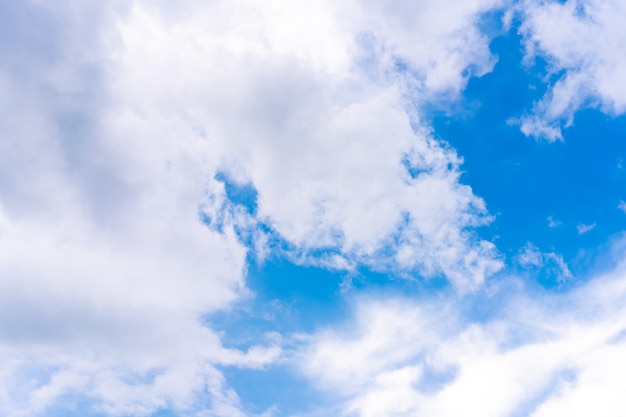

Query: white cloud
[344,0,503,95]
[299,251,626,417]
[543,252,574,281]
[517,242,544,267]
[0,2,278,416]
[0,0,506,414]
[547,216,562,228]
[618,200,626,213]
[112,0,504,289]
[517,243,573,282]
[520,0,626,140]
[577,222,596,234]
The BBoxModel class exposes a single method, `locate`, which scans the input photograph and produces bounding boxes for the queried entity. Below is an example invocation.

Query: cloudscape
[2,0,626,416]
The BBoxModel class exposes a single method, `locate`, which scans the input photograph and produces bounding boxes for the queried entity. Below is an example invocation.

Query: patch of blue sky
[430,21,626,287]
[207,217,460,358]
[200,171,260,239]
[214,270,467,417]
[208,246,466,416]
[210,256,349,340]
[214,171,258,216]
[220,365,324,417]
[207,257,355,416]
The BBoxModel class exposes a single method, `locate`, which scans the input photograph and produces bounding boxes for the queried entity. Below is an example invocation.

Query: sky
[3,0,626,416]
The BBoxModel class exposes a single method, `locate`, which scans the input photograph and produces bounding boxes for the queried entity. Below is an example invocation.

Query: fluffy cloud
[299,249,626,417]
[519,0,626,140]
[0,0,505,415]
[0,2,277,416]
[114,0,504,288]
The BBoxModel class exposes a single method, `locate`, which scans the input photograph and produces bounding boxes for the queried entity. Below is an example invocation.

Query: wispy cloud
[577,222,597,234]
[547,216,562,228]
[517,242,573,282]
[299,253,626,416]
[517,242,545,267]
[519,0,626,140]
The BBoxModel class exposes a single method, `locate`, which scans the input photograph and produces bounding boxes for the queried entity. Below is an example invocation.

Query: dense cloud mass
[2,0,626,416]
[0,0,503,414]
[0,2,279,416]
[115,0,504,286]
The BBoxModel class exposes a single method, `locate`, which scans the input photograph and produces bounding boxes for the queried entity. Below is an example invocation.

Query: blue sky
[3,0,626,416]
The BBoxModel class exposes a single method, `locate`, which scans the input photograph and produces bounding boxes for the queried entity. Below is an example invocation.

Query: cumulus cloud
[519,0,626,140]
[0,2,277,416]
[299,249,626,417]
[0,0,506,415]
[113,0,504,287]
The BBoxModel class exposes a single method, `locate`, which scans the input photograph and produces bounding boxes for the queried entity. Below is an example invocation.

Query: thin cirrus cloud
[516,243,573,282]
[577,222,597,234]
